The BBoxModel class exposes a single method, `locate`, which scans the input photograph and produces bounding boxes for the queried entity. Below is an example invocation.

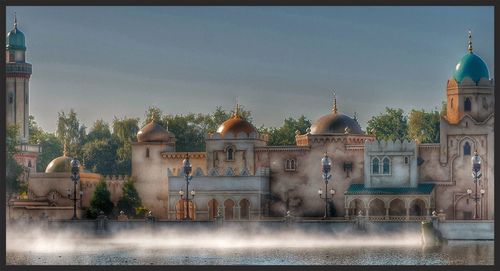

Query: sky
[5,6,494,133]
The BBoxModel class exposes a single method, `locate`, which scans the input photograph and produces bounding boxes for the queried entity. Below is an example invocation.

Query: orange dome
[216,115,257,138]
[137,121,174,143]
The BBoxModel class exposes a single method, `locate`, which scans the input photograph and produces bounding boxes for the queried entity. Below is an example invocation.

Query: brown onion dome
[45,155,73,173]
[216,105,257,138]
[45,154,88,173]
[137,121,174,143]
[310,94,363,135]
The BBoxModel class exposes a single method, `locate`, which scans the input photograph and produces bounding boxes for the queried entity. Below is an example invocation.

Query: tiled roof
[345,183,435,195]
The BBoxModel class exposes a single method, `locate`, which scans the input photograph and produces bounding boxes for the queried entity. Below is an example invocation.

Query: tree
[86,119,111,142]
[267,115,311,146]
[408,109,440,143]
[366,107,409,141]
[113,117,140,175]
[6,124,24,195]
[116,178,142,217]
[142,106,163,126]
[29,115,64,172]
[56,109,86,157]
[87,179,114,218]
[81,138,119,175]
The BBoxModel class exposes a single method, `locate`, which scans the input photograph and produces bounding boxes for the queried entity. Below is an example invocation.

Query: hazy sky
[6,6,494,133]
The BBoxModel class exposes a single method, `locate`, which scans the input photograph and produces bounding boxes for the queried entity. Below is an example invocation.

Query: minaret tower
[6,13,32,143]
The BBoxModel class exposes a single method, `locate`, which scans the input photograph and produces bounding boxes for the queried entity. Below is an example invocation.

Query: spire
[468,29,473,53]
[14,12,17,29]
[232,98,241,118]
[332,90,338,113]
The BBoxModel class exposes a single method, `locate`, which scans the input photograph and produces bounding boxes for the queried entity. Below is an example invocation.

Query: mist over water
[6,223,493,265]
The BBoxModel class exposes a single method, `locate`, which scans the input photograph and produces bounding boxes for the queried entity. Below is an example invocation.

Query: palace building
[8,19,494,221]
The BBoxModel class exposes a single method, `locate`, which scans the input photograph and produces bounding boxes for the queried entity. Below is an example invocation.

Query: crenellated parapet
[296,133,375,146]
[364,139,417,153]
[206,131,269,141]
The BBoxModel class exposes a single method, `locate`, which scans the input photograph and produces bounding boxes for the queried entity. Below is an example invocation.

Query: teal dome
[6,27,26,51]
[453,52,489,83]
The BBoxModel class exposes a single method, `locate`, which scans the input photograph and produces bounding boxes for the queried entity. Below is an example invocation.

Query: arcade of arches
[345,196,432,220]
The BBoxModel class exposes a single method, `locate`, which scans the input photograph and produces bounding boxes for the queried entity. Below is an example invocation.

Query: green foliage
[6,125,23,195]
[87,180,114,218]
[56,109,86,158]
[267,115,311,146]
[366,107,409,141]
[81,138,119,175]
[135,206,150,218]
[116,178,142,218]
[408,109,441,143]
[29,115,63,172]
[86,119,111,142]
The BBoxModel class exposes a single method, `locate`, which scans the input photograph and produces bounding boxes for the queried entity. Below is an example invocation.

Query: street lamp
[319,152,334,220]
[69,158,82,220]
[180,153,195,220]
[467,151,484,220]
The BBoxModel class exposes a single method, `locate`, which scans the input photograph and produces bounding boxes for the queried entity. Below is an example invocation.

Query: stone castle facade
[8,20,493,221]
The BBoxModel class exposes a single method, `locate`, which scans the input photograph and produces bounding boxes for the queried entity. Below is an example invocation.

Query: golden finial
[232,98,241,118]
[63,141,68,157]
[468,29,473,53]
[332,90,338,113]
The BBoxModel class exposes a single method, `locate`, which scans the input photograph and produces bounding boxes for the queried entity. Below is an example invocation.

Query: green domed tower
[444,30,494,125]
[6,13,32,143]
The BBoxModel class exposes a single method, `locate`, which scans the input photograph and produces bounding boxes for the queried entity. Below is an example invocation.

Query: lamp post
[180,153,195,220]
[68,158,82,220]
[319,152,334,220]
[467,151,484,220]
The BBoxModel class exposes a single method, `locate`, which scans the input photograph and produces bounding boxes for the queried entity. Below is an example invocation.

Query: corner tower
[445,30,494,125]
[6,14,32,143]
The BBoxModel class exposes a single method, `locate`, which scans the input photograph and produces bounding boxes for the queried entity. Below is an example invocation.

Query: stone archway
[409,198,426,216]
[224,199,235,220]
[239,199,250,220]
[389,198,406,216]
[208,199,219,220]
[349,199,365,217]
[368,198,385,217]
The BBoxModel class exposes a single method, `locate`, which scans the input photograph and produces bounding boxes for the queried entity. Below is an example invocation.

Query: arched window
[8,93,13,104]
[464,98,471,112]
[451,98,454,109]
[145,148,150,158]
[208,199,219,220]
[239,199,250,220]
[285,159,297,171]
[224,199,235,220]
[372,157,380,174]
[383,157,390,174]
[464,142,471,156]
[404,156,409,165]
[226,146,234,161]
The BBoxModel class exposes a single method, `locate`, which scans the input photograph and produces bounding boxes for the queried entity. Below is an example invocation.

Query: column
[406,207,410,220]
[385,208,390,220]
[345,207,349,219]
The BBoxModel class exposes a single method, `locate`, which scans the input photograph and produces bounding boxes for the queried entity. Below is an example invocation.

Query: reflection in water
[6,226,494,265]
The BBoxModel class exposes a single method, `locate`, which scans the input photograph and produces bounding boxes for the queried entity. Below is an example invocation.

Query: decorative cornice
[161,152,206,159]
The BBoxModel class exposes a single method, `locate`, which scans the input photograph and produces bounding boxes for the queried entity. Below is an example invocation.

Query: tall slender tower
[6,14,32,143]
[6,14,40,176]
